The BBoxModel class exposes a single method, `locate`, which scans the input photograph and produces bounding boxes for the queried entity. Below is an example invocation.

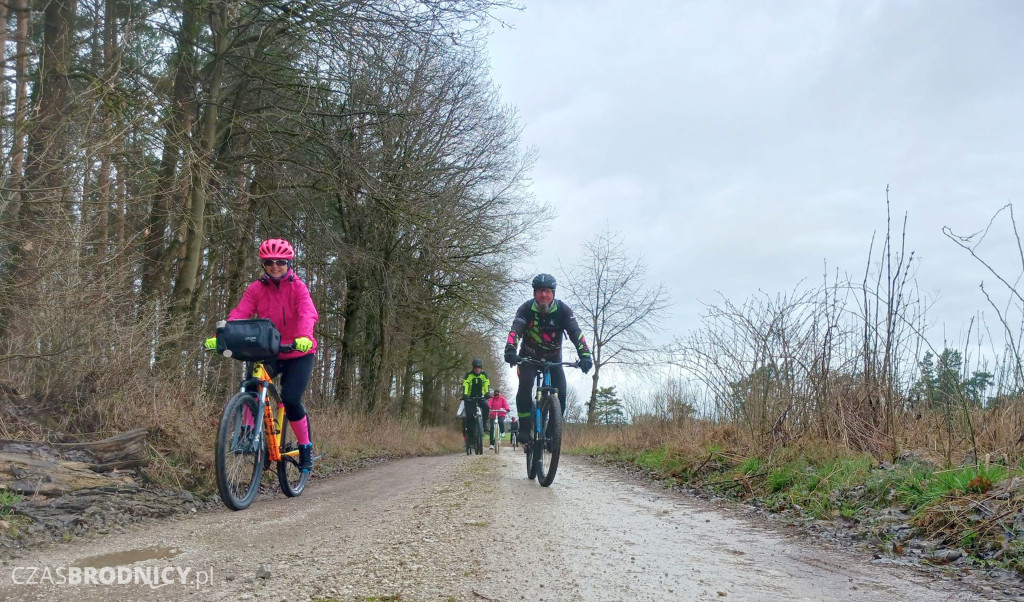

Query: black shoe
[234,425,255,453]
[298,443,313,473]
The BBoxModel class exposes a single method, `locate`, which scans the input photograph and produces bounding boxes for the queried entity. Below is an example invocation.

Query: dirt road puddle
[73,546,182,568]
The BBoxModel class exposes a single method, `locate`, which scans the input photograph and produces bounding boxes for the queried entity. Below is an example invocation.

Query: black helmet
[472,358,483,368]
[532,273,556,291]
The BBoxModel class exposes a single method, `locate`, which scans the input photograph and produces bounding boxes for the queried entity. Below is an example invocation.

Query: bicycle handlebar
[514,357,581,370]
[204,344,296,355]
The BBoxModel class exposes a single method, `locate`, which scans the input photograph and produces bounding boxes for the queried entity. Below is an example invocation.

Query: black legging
[515,361,566,437]
[258,354,315,422]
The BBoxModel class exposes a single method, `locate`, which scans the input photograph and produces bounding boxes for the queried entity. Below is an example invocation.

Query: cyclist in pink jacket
[487,389,511,449]
[205,238,319,472]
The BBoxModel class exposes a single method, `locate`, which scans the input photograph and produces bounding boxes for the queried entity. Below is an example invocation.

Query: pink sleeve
[294,279,319,339]
[502,398,510,412]
[227,282,259,320]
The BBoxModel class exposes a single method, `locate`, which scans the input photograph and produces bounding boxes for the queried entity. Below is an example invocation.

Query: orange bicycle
[209,320,313,510]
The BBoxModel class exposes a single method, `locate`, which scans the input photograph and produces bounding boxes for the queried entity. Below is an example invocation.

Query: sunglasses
[263,259,289,267]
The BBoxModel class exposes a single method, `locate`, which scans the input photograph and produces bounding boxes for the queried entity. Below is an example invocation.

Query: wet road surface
[0,452,1008,601]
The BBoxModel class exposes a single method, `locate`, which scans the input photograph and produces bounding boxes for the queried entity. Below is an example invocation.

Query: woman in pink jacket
[205,238,319,472]
[488,389,511,449]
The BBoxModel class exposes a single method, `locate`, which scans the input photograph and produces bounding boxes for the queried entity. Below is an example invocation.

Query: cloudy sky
[483,1,1024,401]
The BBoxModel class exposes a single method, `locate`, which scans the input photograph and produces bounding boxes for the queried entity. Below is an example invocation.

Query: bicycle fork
[253,386,283,462]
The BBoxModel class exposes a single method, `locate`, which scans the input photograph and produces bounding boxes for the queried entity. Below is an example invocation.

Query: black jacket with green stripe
[505,299,592,361]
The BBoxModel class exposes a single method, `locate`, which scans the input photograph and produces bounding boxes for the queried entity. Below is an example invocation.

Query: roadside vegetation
[0,0,524,501]
[569,412,1024,574]
[561,200,1024,575]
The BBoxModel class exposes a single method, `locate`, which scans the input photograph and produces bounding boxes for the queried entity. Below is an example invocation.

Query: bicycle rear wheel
[277,412,312,497]
[535,395,563,487]
[215,392,263,510]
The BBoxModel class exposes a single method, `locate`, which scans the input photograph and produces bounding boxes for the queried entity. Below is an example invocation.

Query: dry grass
[571,398,1024,470]
[313,407,464,465]
[114,397,464,492]
[1,361,464,494]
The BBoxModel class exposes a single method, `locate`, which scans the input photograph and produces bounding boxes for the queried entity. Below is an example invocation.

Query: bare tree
[562,386,584,423]
[562,229,671,425]
[944,203,1024,389]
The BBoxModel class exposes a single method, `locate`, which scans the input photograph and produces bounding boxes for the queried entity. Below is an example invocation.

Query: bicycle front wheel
[535,395,563,487]
[493,421,501,454]
[475,415,484,454]
[215,392,263,510]
[277,413,312,497]
[526,433,537,480]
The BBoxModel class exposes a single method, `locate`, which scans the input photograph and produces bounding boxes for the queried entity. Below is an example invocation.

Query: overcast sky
[483,1,1024,403]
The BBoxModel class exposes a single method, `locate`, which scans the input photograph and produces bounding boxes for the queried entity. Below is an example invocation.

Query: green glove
[204,336,218,351]
[294,337,314,352]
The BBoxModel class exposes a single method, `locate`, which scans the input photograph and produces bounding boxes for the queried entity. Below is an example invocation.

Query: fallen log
[0,429,150,497]
[0,452,133,496]
[51,428,149,472]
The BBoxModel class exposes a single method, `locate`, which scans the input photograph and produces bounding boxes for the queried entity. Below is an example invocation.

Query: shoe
[234,425,255,453]
[489,444,494,449]
[298,443,313,473]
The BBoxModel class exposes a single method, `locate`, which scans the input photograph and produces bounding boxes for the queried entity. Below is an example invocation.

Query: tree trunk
[172,1,229,320]
[142,0,199,302]
[7,0,29,203]
[1,0,76,340]
[400,352,415,417]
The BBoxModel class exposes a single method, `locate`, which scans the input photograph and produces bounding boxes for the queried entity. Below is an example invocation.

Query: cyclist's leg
[487,417,495,445]
[516,364,538,441]
[549,364,567,415]
[499,416,505,435]
[278,354,315,445]
[279,354,316,471]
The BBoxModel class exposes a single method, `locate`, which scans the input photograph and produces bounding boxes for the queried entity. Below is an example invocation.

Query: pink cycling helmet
[258,238,294,260]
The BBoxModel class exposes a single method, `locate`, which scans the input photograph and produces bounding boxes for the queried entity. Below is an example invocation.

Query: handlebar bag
[217,319,281,361]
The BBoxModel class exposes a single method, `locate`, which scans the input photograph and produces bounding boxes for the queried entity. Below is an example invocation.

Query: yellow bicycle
[209,321,312,510]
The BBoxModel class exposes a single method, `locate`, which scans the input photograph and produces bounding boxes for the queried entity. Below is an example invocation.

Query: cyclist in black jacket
[504,273,593,449]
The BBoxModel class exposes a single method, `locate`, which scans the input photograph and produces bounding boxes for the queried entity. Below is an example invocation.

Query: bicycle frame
[241,362,298,465]
[532,371,556,442]
[490,413,503,453]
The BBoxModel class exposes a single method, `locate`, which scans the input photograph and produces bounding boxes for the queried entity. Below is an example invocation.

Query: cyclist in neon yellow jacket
[461,358,490,443]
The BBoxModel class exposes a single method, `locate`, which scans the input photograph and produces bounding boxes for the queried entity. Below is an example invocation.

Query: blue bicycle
[515,357,580,487]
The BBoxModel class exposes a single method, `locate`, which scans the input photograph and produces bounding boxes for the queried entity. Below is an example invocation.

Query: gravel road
[0,451,1014,601]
